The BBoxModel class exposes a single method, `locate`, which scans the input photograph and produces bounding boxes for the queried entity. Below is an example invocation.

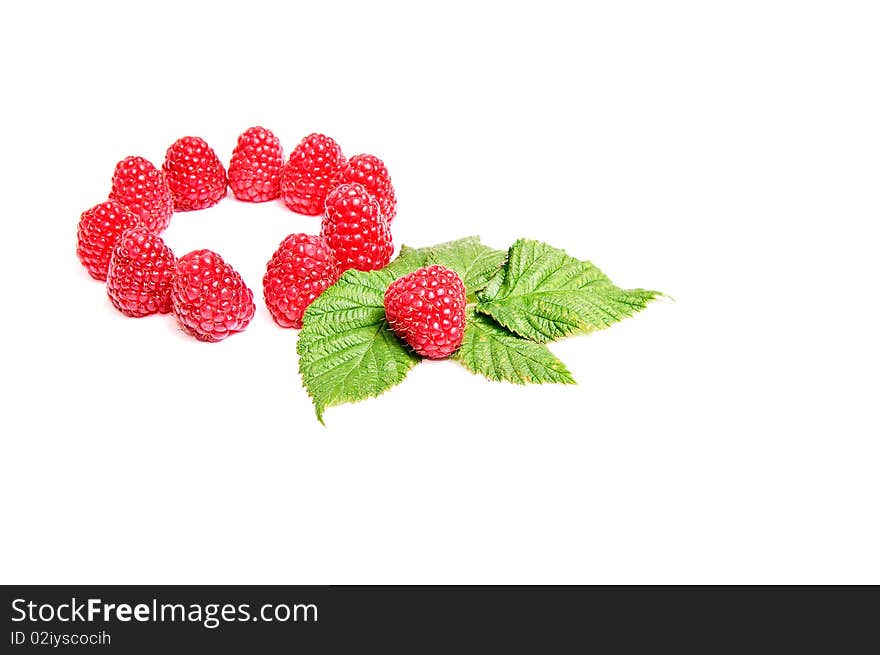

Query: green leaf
[384,244,432,278]
[298,249,429,422]
[453,310,575,384]
[425,236,507,301]
[476,239,660,343]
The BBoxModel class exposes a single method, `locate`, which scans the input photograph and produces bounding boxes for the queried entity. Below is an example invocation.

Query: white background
[1,1,878,584]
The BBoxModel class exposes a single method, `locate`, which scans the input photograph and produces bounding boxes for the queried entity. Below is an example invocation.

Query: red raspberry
[109,156,174,233]
[320,183,393,273]
[280,133,345,215]
[332,154,397,222]
[384,265,467,359]
[228,126,284,202]
[76,200,142,280]
[163,136,227,211]
[171,250,256,342]
[106,226,177,317]
[263,234,339,329]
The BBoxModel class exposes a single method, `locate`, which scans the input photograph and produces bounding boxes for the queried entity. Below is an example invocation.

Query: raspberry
[280,133,346,215]
[332,154,397,222]
[170,250,256,342]
[228,126,284,202]
[76,200,142,280]
[320,183,393,273]
[109,156,174,233]
[384,265,467,359]
[163,136,227,211]
[106,226,177,317]
[263,234,339,329]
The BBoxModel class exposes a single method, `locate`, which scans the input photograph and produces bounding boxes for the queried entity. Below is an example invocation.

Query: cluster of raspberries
[77,127,466,357]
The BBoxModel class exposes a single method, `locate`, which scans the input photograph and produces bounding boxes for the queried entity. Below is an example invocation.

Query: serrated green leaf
[452,310,575,384]
[425,236,507,301]
[298,252,427,422]
[384,244,432,278]
[476,239,660,343]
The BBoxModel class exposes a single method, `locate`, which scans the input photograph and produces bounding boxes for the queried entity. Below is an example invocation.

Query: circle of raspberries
[163,136,228,211]
[78,129,397,344]
[106,226,177,317]
[280,133,346,215]
[384,265,467,359]
[228,126,285,202]
[170,249,256,342]
[263,233,340,329]
[321,182,393,273]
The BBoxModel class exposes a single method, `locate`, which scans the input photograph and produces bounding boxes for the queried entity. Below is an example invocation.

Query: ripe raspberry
[109,156,174,233]
[332,154,397,222]
[106,226,177,317]
[228,126,284,202]
[76,200,142,280]
[263,234,339,329]
[280,133,345,215]
[163,136,227,211]
[320,183,393,273]
[171,249,255,342]
[384,265,467,359]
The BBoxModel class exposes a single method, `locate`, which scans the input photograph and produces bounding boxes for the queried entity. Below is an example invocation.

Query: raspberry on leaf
[384,265,467,359]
